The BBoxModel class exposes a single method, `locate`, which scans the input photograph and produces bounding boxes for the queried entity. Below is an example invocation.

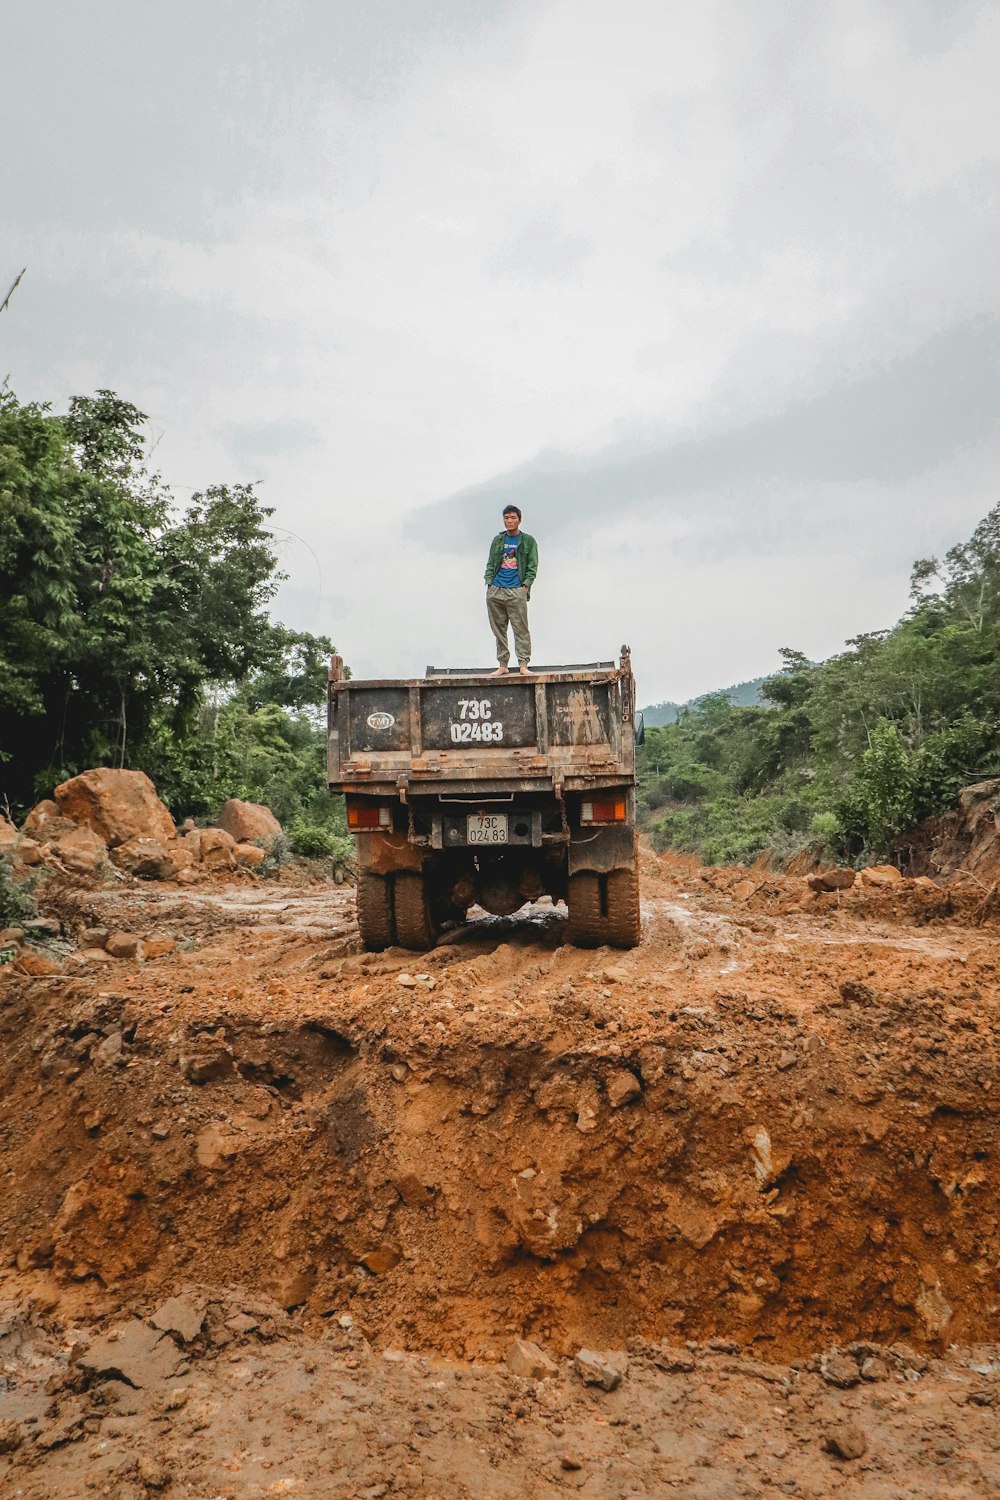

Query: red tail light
[581,797,627,823]
[347,804,392,830]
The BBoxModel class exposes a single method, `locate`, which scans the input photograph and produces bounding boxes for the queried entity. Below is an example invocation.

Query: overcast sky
[3,0,999,704]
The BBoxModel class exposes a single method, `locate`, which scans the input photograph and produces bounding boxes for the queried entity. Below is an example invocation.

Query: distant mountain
[640,675,769,727]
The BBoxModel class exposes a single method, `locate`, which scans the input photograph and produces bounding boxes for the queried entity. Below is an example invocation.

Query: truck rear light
[348,805,392,830]
[581,797,627,823]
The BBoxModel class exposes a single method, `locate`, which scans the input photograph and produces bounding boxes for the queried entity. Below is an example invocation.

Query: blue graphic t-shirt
[492,535,522,588]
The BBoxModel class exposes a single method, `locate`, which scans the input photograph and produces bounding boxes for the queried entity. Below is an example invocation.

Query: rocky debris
[0,926,24,947]
[21,798,72,841]
[860,864,903,888]
[50,825,108,876]
[15,948,63,977]
[574,1348,626,1391]
[824,1422,868,1460]
[821,1351,861,1387]
[75,1319,183,1388]
[507,1339,559,1380]
[143,937,177,959]
[808,867,856,892]
[111,835,176,880]
[149,1295,205,1344]
[0,816,18,850]
[137,1456,172,1490]
[10,836,43,868]
[605,1066,642,1107]
[105,932,144,960]
[199,828,237,868]
[180,1044,235,1084]
[235,841,267,868]
[217,798,282,845]
[0,1419,22,1453]
[55,768,176,848]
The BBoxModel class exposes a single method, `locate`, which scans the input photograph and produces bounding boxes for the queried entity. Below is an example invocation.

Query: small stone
[151,1121,172,1140]
[15,948,63,977]
[559,1454,582,1471]
[361,1247,402,1275]
[822,1352,861,1388]
[574,1348,626,1391]
[654,1345,696,1373]
[106,931,144,960]
[181,1046,234,1083]
[0,1419,22,1453]
[777,1050,797,1070]
[729,878,757,902]
[390,1064,408,1082]
[150,1295,205,1344]
[143,937,177,959]
[78,926,110,948]
[0,927,25,946]
[605,1068,642,1108]
[138,1455,171,1489]
[163,1387,189,1411]
[861,1356,890,1382]
[824,1422,867,1460]
[807,868,855,892]
[396,973,418,988]
[93,1030,124,1066]
[507,1339,559,1380]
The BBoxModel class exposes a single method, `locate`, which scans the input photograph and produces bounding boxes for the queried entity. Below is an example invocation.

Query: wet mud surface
[2,848,999,1496]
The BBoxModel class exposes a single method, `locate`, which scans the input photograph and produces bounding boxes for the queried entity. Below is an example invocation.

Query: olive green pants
[486,585,531,666]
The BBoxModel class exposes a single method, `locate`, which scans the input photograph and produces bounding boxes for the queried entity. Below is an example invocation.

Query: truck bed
[327,654,636,796]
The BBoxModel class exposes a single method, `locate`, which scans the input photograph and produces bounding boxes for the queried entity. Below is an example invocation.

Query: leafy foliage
[0,387,346,842]
[639,502,1000,865]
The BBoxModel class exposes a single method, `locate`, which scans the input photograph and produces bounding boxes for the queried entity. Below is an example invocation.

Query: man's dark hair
[503,505,522,520]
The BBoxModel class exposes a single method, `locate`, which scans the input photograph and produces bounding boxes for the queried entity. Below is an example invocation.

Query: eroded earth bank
[1,847,999,1497]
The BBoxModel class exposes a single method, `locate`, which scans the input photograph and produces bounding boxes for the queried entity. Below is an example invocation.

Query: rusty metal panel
[547,681,612,746]
[343,687,411,754]
[419,683,537,751]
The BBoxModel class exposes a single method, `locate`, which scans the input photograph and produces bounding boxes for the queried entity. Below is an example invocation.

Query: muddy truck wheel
[394,872,439,951]
[566,866,641,949]
[357,872,395,951]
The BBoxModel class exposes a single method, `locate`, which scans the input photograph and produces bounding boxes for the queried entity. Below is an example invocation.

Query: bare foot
[491,665,510,676]
[518,664,532,675]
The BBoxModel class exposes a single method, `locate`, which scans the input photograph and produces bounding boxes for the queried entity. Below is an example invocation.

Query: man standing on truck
[485,505,538,676]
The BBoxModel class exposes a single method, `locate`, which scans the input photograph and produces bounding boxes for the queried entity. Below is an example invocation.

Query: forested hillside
[641,675,767,727]
[638,503,1000,866]
[0,387,347,857]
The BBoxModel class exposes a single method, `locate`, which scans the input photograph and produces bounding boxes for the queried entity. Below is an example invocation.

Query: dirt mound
[3,844,1000,1494]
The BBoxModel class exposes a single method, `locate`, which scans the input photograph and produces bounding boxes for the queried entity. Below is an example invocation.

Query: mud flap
[356,830,423,876]
[568,825,635,876]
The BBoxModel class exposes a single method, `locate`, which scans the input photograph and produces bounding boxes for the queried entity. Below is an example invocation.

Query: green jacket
[484,530,538,591]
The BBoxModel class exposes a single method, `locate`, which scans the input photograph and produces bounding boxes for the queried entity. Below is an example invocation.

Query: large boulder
[199,828,236,868]
[22,800,72,842]
[0,818,18,852]
[217,799,282,845]
[111,836,175,881]
[54,770,175,849]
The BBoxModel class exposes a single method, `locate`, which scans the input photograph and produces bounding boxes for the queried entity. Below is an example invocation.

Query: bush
[286,819,353,865]
[0,854,37,928]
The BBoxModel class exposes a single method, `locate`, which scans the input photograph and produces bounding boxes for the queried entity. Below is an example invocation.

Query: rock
[729,878,757,902]
[106,931,144,960]
[821,1352,860,1388]
[807,867,856,892]
[217,798,282,845]
[150,1295,205,1344]
[916,1278,953,1337]
[271,1268,315,1310]
[76,1319,183,1388]
[0,817,18,850]
[396,973,419,988]
[234,842,267,868]
[50,825,108,876]
[574,1348,626,1391]
[653,1345,696,1373]
[507,1339,559,1380]
[23,916,60,937]
[22,799,72,841]
[111,835,175,880]
[55,768,176,848]
[12,837,43,867]
[559,1454,583,1471]
[860,864,902,888]
[225,1313,260,1336]
[78,926,110,948]
[199,828,236,867]
[35,1412,85,1450]
[181,1046,235,1084]
[361,1247,402,1275]
[15,948,63,977]
[195,1123,240,1168]
[143,937,177,959]
[164,838,195,874]
[605,1067,642,1108]
[0,1419,22,1453]
[0,927,24,946]
[93,1030,124,1067]
[861,1356,890,1381]
[138,1456,172,1490]
[824,1422,867,1460]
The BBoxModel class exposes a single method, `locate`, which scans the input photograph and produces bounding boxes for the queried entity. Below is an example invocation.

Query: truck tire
[394,872,438,951]
[566,867,641,949]
[357,872,395,951]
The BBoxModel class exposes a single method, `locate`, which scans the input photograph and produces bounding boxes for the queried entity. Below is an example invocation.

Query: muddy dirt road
[1,848,999,1497]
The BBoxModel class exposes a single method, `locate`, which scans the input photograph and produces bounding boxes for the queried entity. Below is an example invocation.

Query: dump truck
[327,648,641,950]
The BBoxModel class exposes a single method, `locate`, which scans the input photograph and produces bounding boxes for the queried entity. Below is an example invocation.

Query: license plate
[467,813,508,844]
